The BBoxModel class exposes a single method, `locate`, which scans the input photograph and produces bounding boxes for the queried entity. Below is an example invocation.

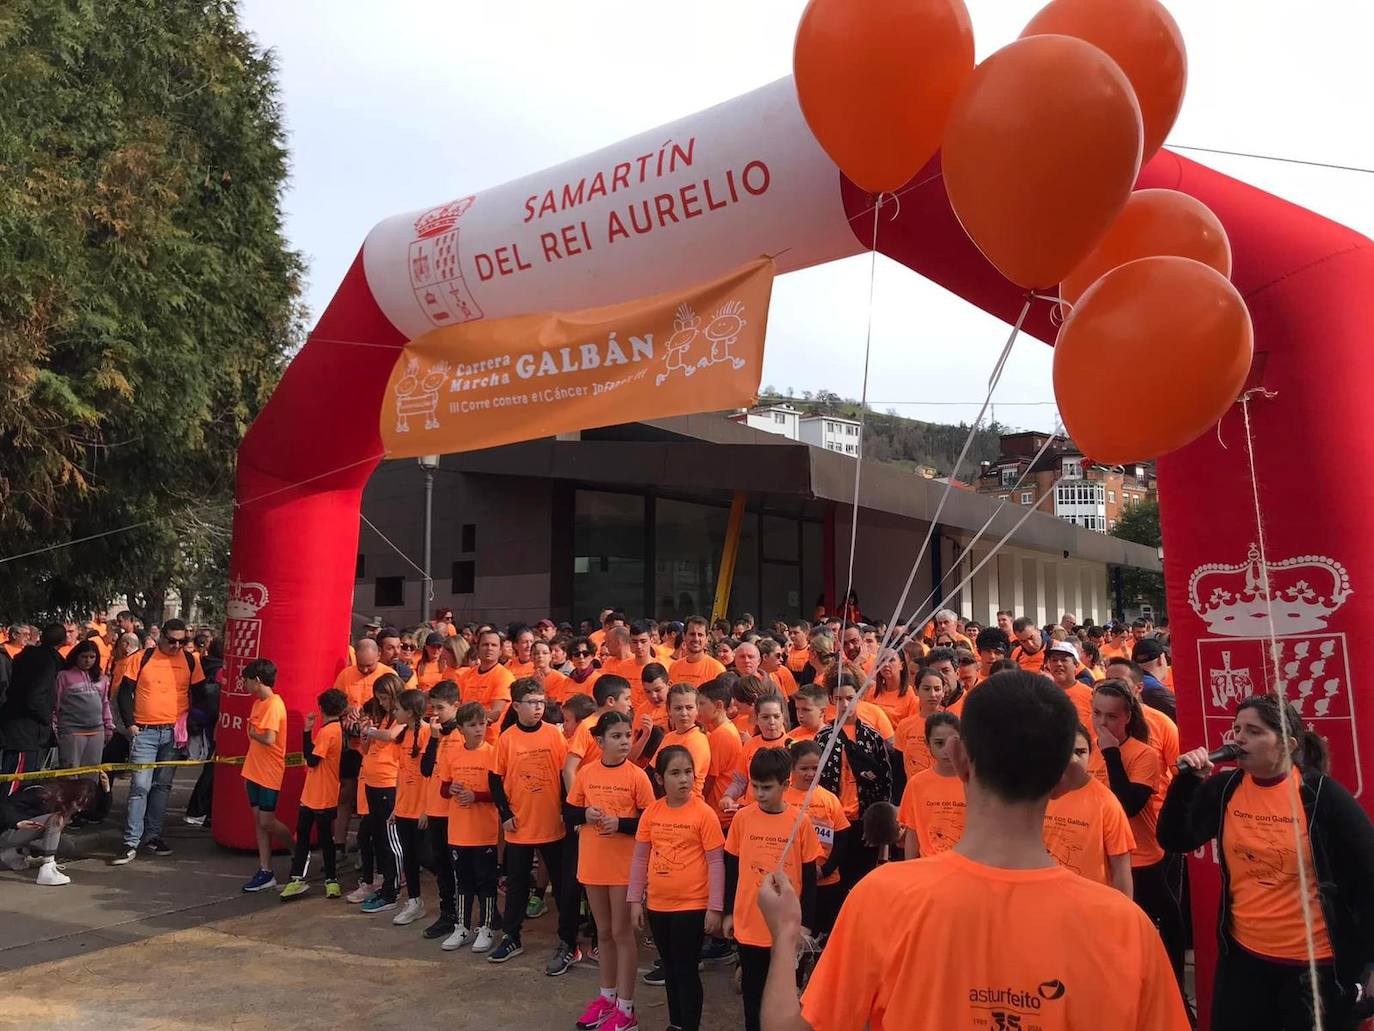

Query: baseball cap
[364,616,384,629]
[1046,640,1080,660]
[536,619,556,630]
[424,631,446,647]
[1132,638,1168,664]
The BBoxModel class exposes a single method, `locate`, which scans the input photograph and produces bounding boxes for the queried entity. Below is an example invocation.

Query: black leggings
[738,942,772,1031]
[647,908,706,1031]
[502,839,574,946]
[362,786,400,900]
[393,816,424,900]
[453,843,499,929]
[290,805,337,880]
[815,882,845,936]
[837,820,877,891]
[1211,937,1349,1030]
[1133,857,1188,997]
[427,816,455,917]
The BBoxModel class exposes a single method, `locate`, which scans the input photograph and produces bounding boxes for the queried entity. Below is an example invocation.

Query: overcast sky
[239,0,1372,433]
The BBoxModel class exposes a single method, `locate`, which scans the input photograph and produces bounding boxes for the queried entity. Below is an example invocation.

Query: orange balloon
[794,0,975,194]
[1022,0,1186,162]
[1061,189,1232,304]
[942,35,1143,289]
[1053,256,1253,464]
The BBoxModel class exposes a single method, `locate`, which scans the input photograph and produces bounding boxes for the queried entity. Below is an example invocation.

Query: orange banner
[382,257,774,457]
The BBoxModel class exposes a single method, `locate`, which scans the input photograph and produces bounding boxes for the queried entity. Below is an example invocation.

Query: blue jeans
[123,726,182,849]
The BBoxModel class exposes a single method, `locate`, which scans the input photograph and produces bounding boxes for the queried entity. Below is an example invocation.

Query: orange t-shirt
[869,688,917,726]
[786,648,810,673]
[299,720,343,811]
[1143,705,1180,788]
[898,768,966,856]
[242,693,288,791]
[635,796,726,912]
[785,724,819,744]
[800,850,1191,1031]
[668,654,725,689]
[442,741,500,847]
[2,641,22,659]
[732,711,755,737]
[539,669,572,704]
[568,759,656,885]
[763,665,799,698]
[506,659,535,678]
[1012,644,1046,672]
[361,719,403,789]
[393,722,433,819]
[426,727,465,817]
[332,662,396,710]
[1089,736,1163,867]
[660,727,711,798]
[784,784,850,887]
[460,663,515,743]
[706,720,744,812]
[1062,682,1095,737]
[654,643,674,662]
[724,804,821,947]
[567,718,603,771]
[124,649,202,725]
[1043,777,1136,886]
[414,661,445,693]
[589,629,607,650]
[825,700,894,740]
[493,721,568,845]
[1223,770,1334,962]
[730,734,789,806]
[893,712,935,779]
[599,655,646,706]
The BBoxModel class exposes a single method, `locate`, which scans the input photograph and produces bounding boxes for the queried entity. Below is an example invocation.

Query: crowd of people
[2,603,1373,1030]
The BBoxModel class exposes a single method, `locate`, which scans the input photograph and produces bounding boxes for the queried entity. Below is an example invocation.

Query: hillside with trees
[756,389,1004,478]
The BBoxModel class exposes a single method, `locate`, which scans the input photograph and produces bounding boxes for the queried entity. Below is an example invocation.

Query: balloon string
[776,294,1037,871]
[1238,390,1325,1030]
[837,194,883,651]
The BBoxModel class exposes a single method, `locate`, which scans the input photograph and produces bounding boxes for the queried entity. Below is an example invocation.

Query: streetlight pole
[419,454,439,623]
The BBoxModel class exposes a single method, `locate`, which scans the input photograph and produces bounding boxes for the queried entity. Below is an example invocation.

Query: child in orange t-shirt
[658,685,711,799]
[567,711,655,1031]
[784,739,850,935]
[892,667,947,780]
[699,680,744,815]
[489,678,576,968]
[240,659,292,894]
[563,674,634,790]
[785,684,826,744]
[899,712,966,859]
[629,665,669,768]
[417,680,464,939]
[724,746,821,1031]
[390,689,433,926]
[348,673,405,910]
[719,693,790,814]
[628,745,726,1031]
[280,687,347,901]
[438,702,501,953]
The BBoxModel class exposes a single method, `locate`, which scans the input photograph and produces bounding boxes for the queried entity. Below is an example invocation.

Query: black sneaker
[422,915,456,940]
[144,838,174,856]
[488,935,523,963]
[642,960,666,987]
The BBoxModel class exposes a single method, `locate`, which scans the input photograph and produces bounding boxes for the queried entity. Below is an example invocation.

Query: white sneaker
[36,859,71,886]
[471,926,495,953]
[441,925,472,951]
[183,814,207,827]
[392,897,425,926]
[111,847,137,866]
[345,882,373,904]
[1,847,26,871]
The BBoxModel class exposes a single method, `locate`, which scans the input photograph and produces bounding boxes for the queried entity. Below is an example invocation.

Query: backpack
[133,647,198,683]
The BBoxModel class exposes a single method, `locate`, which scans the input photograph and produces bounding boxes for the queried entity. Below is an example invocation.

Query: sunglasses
[572,650,594,658]
[163,637,188,647]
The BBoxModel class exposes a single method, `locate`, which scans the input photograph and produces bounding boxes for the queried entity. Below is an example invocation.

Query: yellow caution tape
[0,753,308,783]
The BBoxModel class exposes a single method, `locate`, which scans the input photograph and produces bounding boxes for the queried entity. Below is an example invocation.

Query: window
[1000,467,1018,487]
[999,494,1010,502]
[375,576,404,607]
[1062,458,1083,479]
[774,412,786,424]
[1135,465,1145,480]
[460,523,476,553]
[847,424,858,436]
[451,560,475,594]
[355,554,365,580]
[845,443,856,454]
[826,421,836,433]
[1021,491,1033,505]
[1107,490,1116,503]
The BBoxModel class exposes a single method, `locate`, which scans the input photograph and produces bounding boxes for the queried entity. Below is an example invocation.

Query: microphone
[1177,742,1242,771]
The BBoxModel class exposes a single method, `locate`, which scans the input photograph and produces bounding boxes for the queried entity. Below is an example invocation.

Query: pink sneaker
[601,1009,638,1031]
[574,996,616,1030]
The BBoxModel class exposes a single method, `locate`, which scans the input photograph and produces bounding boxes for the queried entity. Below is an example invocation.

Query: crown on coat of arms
[413,196,475,238]
[1188,544,1352,636]
[226,580,269,620]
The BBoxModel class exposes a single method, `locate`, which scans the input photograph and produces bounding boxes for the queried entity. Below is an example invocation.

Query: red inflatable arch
[217,76,1372,1012]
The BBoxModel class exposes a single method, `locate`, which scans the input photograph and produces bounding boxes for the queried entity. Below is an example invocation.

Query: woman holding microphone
[1159,694,1374,1030]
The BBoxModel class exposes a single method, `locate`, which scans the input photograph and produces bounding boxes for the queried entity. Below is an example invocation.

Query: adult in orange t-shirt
[241,659,293,890]
[669,617,726,688]
[867,651,917,725]
[1043,726,1135,894]
[459,628,515,743]
[1010,615,1047,672]
[756,670,1190,1031]
[758,640,799,698]
[892,668,946,778]
[785,622,811,673]
[414,632,449,691]
[599,625,646,704]
[114,619,205,862]
[1043,642,1095,733]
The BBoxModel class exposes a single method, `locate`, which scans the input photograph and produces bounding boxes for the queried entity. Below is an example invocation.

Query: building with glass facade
[353,414,1161,630]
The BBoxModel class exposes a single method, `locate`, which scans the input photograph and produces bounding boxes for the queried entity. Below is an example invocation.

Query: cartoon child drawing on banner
[657,303,700,386]
[698,299,749,370]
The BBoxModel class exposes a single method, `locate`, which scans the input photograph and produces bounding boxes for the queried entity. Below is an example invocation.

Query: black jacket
[1158,767,1374,990]
[0,645,60,751]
